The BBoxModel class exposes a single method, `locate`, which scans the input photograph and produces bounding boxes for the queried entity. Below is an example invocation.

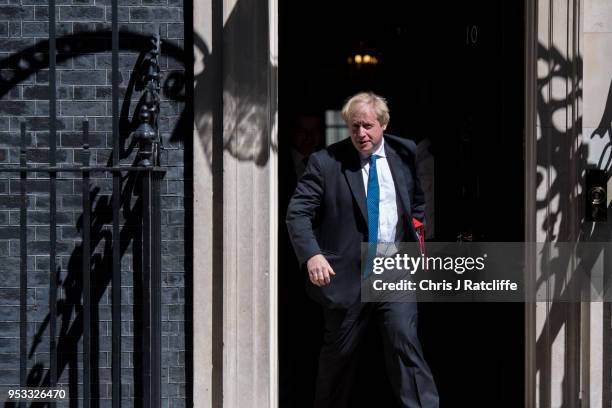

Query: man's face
[348,104,386,155]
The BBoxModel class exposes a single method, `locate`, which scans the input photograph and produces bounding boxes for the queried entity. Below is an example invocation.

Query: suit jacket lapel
[343,149,368,223]
[385,140,411,217]
[341,138,412,225]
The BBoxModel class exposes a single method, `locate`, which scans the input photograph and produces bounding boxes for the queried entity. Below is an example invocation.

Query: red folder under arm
[412,217,425,256]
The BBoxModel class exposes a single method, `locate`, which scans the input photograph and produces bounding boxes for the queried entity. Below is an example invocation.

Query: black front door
[279,1,525,406]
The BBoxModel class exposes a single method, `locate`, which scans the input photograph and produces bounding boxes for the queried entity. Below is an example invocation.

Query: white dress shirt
[361,140,398,243]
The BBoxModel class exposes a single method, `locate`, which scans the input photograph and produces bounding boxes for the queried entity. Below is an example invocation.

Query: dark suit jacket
[286,134,425,309]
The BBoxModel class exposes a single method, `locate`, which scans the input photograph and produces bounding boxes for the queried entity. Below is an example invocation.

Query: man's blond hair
[341,92,390,126]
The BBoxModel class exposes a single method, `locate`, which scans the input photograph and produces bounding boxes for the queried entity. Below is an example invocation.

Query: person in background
[279,111,325,407]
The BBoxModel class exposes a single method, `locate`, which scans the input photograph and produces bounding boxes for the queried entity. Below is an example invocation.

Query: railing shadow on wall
[535,42,612,408]
[0,30,186,407]
[191,35,279,169]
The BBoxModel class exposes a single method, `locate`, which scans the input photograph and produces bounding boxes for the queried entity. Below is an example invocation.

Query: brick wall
[0,0,188,405]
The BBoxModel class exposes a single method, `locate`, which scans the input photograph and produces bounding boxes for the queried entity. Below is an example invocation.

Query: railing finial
[131,33,162,167]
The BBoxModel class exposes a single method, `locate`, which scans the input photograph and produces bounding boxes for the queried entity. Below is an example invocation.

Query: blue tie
[367,154,379,243]
[364,154,379,278]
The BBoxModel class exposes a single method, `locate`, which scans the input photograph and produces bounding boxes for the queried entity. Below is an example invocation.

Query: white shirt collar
[360,138,387,162]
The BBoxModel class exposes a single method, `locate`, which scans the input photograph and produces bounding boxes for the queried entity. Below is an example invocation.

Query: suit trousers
[314,301,439,408]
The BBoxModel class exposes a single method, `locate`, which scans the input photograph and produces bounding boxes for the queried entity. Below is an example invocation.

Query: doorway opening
[278,1,525,406]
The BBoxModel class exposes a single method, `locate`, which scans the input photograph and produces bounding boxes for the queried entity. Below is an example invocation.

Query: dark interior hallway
[278,1,525,406]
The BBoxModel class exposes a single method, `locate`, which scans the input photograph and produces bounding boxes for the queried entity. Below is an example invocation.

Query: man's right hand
[306,254,336,286]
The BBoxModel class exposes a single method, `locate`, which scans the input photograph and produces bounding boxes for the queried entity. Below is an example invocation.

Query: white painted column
[529,0,611,407]
[193,0,278,406]
[533,0,583,407]
[193,2,215,405]
[583,1,612,406]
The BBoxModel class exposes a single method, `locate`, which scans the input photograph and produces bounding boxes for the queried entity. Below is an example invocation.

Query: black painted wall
[0,0,189,405]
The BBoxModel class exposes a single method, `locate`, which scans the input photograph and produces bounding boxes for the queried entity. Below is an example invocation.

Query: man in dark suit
[286,92,439,408]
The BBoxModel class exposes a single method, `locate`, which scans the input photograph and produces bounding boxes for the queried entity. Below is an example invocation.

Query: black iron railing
[5,134,164,405]
[1,17,165,408]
